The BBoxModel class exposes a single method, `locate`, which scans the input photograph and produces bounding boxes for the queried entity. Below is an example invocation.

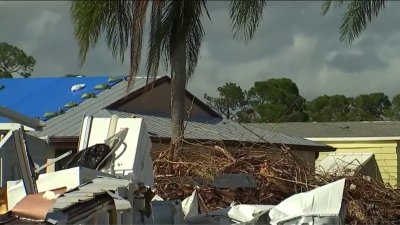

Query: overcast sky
[1,1,400,101]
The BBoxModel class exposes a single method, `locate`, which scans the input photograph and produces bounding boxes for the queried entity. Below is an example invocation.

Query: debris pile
[153,145,400,225]
[342,175,400,224]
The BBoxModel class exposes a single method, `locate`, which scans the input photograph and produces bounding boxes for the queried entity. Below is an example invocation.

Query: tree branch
[7,66,21,73]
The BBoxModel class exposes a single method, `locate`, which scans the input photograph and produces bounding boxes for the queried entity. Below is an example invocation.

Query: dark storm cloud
[0,1,128,76]
[189,1,400,100]
[1,1,400,101]
[203,1,299,64]
[328,51,387,73]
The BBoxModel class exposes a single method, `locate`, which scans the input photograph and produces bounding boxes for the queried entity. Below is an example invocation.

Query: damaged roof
[94,109,334,151]
[0,76,125,122]
[23,76,332,150]
[29,77,152,137]
[247,121,400,139]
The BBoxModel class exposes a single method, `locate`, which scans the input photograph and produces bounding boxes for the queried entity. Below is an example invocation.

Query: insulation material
[70,83,85,92]
[269,178,346,225]
[227,204,274,223]
[181,189,200,219]
[11,187,66,220]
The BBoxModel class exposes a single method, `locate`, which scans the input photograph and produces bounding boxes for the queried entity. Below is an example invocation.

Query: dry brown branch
[152,135,400,225]
[260,172,318,189]
[213,145,235,162]
[216,158,245,174]
[153,159,202,166]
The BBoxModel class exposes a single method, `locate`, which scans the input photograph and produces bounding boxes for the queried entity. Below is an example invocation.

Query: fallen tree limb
[213,145,235,162]
[153,159,202,167]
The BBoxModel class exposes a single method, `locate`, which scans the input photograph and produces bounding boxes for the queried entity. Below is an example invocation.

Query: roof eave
[151,137,335,152]
[107,75,223,119]
[43,136,79,143]
[41,135,334,153]
[307,137,400,142]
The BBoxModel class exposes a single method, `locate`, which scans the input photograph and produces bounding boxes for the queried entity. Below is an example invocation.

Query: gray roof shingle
[28,76,332,150]
[246,121,400,138]
[30,78,149,137]
[94,109,332,149]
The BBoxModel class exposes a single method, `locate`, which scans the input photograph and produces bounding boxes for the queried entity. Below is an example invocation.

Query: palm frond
[71,0,132,66]
[340,0,386,45]
[127,1,149,87]
[229,0,266,43]
[146,0,165,85]
[160,0,207,82]
[105,0,132,63]
[71,1,110,65]
[321,0,345,15]
[183,1,208,80]
[202,0,212,22]
[158,0,181,73]
[72,0,208,86]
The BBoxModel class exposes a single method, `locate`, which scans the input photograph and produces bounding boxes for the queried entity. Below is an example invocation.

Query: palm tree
[71,0,266,161]
[322,0,387,45]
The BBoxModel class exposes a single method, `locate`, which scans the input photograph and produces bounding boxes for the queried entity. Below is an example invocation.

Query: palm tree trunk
[170,29,186,169]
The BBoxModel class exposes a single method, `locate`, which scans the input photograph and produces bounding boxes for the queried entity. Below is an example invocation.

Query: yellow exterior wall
[316,140,399,187]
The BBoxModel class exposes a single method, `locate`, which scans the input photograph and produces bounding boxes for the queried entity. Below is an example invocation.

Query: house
[0,76,334,174]
[247,122,400,187]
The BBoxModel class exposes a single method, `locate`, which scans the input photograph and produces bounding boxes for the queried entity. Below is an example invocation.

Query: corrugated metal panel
[95,109,329,147]
[316,153,374,173]
[318,142,398,187]
[30,78,148,137]
[50,177,130,211]
[247,121,400,138]
[316,152,384,183]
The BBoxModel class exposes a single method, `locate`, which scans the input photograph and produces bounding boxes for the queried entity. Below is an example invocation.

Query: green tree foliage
[306,95,351,122]
[207,79,400,123]
[0,43,36,78]
[306,93,391,121]
[206,78,308,123]
[236,108,257,123]
[70,1,266,161]
[348,93,391,121]
[385,94,400,120]
[247,78,308,122]
[307,93,391,122]
[204,82,247,120]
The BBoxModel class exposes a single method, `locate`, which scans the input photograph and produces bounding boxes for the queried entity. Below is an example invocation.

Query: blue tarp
[0,76,124,122]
